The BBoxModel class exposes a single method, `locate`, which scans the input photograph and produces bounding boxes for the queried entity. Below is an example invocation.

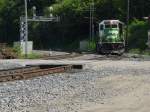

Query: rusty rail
[0,65,72,82]
[42,53,82,60]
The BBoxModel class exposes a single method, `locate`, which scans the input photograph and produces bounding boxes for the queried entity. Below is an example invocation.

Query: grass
[88,40,96,51]
[19,53,42,59]
[142,50,150,55]
[129,48,150,55]
[13,45,43,59]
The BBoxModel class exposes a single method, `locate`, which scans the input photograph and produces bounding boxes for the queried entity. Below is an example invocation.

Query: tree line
[0,0,150,50]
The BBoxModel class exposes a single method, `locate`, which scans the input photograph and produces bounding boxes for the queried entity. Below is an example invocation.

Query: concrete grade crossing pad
[0,59,99,70]
[0,59,150,69]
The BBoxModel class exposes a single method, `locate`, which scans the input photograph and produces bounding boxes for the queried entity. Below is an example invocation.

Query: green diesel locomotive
[96,20,125,54]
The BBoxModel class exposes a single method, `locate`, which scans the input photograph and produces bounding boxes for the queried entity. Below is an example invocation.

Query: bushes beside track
[128,19,150,50]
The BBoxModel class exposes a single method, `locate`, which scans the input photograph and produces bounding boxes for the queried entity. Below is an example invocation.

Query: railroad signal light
[32,6,37,18]
[20,2,60,57]
[49,6,54,17]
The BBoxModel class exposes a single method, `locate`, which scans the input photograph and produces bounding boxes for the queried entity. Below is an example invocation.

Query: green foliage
[142,50,150,55]
[66,40,79,51]
[129,49,150,55]
[88,39,96,51]
[128,19,149,50]
[52,0,127,24]
[13,45,21,57]
[12,45,42,59]
[13,44,42,59]
[129,48,142,54]
[0,0,150,51]
[20,53,42,59]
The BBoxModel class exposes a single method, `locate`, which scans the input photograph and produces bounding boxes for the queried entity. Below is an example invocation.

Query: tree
[0,0,150,50]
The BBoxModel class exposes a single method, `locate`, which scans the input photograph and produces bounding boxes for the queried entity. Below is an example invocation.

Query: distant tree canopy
[0,0,150,50]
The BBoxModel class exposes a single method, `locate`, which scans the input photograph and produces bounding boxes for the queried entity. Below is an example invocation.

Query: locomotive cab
[96,20,125,54]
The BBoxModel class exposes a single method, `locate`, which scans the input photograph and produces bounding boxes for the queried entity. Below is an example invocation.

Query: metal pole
[126,0,130,51]
[89,0,94,41]
[91,0,94,41]
[24,0,28,58]
[90,4,92,41]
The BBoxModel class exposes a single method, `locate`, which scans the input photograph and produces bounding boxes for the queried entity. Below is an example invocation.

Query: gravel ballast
[0,60,150,112]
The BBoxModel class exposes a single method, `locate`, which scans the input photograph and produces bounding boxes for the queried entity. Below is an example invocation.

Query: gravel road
[0,58,150,112]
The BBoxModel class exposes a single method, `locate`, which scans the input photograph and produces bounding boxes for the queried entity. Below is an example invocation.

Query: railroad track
[87,54,128,60]
[0,65,72,82]
[42,53,82,60]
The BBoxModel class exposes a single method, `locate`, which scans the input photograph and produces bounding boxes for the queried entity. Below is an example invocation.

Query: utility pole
[126,0,130,50]
[90,3,92,41]
[24,0,28,58]
[90,0,95,41]
[81,0,95,41]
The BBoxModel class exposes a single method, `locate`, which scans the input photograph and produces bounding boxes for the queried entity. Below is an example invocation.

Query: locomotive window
[112,24,118,28]
[105,25,111,28]
[100,25,104,30]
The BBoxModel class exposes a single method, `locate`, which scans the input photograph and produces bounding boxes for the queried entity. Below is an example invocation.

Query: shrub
[13,45,21,57]
[88,39,96,51]
[128,19,150,50]
[129,48,142,54]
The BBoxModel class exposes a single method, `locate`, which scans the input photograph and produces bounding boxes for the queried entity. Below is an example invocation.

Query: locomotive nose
[106,35,118,42]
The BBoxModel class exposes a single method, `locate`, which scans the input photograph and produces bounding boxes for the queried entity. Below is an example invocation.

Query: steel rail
[42,53,82,60]
[0,65,72,82]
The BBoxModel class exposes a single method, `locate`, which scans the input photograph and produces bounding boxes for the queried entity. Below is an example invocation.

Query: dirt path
[81,74,150,112]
